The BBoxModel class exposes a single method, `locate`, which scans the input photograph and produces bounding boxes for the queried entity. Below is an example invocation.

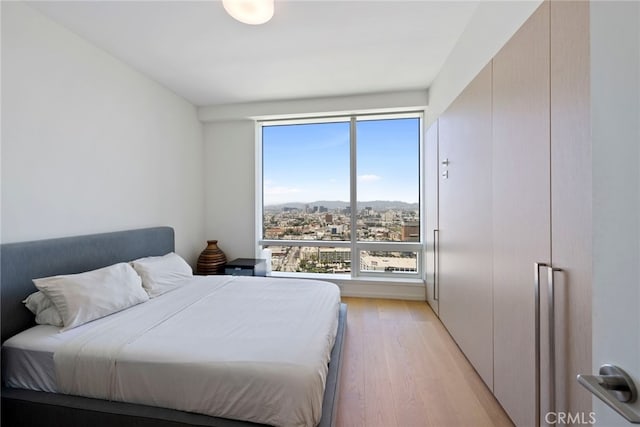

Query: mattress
[2,275,341,427]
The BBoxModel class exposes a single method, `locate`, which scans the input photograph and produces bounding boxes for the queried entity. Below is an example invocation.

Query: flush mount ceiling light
[222,0,274,25]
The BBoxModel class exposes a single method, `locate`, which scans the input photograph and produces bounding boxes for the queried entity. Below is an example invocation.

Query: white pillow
[33,263,149,331]
[130,252,193,298]
[23,291,63,327]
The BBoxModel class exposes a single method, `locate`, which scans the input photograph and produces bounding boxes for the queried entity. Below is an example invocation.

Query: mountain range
[264,200,419,211]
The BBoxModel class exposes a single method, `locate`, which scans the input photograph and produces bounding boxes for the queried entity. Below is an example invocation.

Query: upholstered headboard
[0,227,174,343]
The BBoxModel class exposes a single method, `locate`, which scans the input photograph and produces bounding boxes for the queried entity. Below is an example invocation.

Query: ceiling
[28,1,480,107]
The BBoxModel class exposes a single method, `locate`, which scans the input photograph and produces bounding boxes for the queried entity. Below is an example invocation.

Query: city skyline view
[263,203,420,274]
[262,117,420,206]
[261,115,421,275]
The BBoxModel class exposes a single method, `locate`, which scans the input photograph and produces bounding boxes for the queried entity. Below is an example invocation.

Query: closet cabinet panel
[438,63,494,389]
[550,0,592,418]
[425,120,439,315]
[492,3,551,426]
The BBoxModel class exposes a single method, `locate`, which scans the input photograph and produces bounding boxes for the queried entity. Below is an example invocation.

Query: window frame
[256,111,424,281]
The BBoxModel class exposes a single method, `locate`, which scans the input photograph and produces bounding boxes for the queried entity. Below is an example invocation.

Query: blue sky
[262,117,420,206]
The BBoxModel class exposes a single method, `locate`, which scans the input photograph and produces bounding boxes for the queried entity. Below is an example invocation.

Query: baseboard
[333,280,426,300]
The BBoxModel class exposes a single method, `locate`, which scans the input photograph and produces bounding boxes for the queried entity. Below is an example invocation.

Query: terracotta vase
[196,240,227,275]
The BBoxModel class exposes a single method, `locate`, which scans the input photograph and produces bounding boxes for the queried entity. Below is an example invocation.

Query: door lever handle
[577,364,640,423]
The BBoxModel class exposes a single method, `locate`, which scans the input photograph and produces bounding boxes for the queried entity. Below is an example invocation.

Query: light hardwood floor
[335,298,513,427]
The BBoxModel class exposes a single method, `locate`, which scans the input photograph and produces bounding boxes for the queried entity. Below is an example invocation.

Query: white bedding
[2,275,341,427]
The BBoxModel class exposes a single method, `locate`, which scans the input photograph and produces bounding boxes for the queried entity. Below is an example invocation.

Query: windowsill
[268,271,425,286]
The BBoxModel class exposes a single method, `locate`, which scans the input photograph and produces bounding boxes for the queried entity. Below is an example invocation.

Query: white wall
[590,1,640,425]
[203,120,256,260]
[1,2,205,264]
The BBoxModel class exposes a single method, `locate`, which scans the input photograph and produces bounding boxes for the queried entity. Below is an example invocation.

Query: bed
[0,227,347,427]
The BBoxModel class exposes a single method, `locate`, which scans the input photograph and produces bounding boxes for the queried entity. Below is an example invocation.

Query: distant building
[382,210,397,222]
[369,227,389,239]
[325,213,333,223]
[401,221,420,242]
[264,227,284,238]
[361,206,374,216]
[360,254,417,272]
[318,247,350,264]
[364,219,379,227]
[328,225,344,235]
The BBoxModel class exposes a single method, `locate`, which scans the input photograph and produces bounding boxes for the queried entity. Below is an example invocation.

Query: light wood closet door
[438,62,493,389]
[492,3,550,426]
[425,121,439,315]
[550,0,592,418]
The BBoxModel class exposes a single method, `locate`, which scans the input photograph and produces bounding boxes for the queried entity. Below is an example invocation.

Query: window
[259,112,422,279]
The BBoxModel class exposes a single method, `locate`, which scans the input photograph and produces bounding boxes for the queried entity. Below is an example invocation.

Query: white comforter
[54,275,341,427]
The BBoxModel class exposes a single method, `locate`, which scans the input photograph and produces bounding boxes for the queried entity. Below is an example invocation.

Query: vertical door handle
[547,266,562,425]
[433,229,439,301]
[535,262,550,427]
[534,263,562,427]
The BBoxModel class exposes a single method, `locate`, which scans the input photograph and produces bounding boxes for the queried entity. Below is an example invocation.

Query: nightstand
[224,258,267,277]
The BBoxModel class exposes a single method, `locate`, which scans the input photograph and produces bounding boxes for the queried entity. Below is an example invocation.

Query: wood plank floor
[335,298,514,427]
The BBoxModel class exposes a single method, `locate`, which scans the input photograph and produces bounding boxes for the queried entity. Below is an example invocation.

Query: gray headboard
[0,227,174,343]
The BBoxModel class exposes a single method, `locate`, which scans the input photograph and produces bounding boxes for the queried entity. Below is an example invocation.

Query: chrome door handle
[535,263,562,426]
[535,262,550,427]
[578,365,640,423]
[547,266,562,423]
[433,229,439,301]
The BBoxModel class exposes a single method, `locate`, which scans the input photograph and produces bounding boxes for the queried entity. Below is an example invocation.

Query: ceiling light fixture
[222,0,274,25]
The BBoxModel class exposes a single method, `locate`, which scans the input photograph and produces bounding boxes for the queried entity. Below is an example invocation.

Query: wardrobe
[426,2,592,426]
